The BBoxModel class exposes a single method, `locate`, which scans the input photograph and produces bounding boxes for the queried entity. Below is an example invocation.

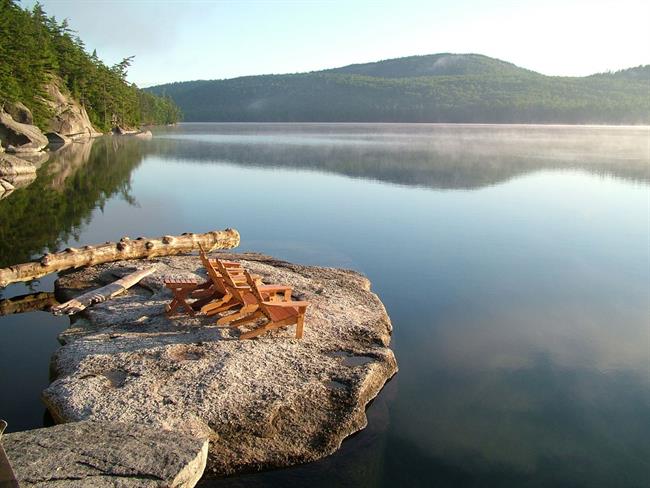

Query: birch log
[51,267,155,315]
[0,228,240,287]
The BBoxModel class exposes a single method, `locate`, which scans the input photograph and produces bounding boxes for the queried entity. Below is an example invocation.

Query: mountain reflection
[151,123,650,188]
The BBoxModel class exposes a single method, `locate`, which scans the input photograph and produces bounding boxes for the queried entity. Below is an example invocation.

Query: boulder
[3,420,208,487]
[44,253,397,476]
[3,101,34,125]
[112,125,140,135]
[133,129,153,139]
[0,110,48,153]
[42,80,103,140]
[45,131,72,147]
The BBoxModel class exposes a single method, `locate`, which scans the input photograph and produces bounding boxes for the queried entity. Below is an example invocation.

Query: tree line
[0,0,181,130]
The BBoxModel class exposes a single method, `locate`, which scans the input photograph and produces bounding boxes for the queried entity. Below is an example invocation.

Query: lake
[0,123,648,487]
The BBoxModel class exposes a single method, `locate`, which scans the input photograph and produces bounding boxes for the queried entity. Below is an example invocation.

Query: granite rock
[44,253,397,476]
[3,420,208,487]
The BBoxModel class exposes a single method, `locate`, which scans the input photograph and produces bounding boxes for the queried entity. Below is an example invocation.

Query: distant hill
[147,54,650,124]
[325,53,533,78]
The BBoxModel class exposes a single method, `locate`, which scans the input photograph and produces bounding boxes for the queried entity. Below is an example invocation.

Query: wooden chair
[212,258,291,326]
[236,270,309,340]
[193,245,249,314]
[164,245,243,316]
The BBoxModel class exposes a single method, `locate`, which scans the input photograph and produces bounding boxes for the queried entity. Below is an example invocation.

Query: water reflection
[0,124,648,487]
[0,137,144,267]
[151,123,650,188]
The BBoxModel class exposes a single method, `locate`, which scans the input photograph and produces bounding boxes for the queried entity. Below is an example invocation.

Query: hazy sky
[22,0,650,87]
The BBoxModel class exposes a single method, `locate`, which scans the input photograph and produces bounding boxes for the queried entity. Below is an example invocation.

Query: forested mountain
[148,55,649,124]
[325,53,533,78]
[0,0,180,130]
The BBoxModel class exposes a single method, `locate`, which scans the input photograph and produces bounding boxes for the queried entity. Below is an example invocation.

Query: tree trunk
[0,228,240,287]
[51,267,155,315]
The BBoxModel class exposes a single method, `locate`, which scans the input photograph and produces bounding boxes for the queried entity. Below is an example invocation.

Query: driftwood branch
[0,292,58,316]
[0,228,240,287]
[51,267,155,315]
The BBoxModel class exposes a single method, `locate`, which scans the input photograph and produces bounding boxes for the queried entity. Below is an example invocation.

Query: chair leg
[201,294,234,315]
[239,323,270,340]
[181,298,195,316]
[295,314,304,339]
[229,310,263,327]
[217,305,258,326]
[240,317,296,340]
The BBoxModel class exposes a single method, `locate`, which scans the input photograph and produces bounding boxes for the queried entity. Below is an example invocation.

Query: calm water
[0,123,648,487]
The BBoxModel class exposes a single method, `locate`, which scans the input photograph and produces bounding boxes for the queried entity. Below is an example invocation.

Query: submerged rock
[45,253,397,476]
[3,420,208,487]
[0,110,48,153]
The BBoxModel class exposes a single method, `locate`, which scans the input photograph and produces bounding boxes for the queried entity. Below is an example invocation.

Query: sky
[21,0,650,87]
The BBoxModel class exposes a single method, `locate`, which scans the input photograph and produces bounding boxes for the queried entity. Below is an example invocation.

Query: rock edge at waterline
[3,420,208,487]
[43,253,398,476]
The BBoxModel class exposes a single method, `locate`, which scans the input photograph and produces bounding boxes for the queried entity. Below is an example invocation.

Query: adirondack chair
[164,246,243,316]
[212,258,292,326]
[236,270,309,340]
[194,245,248,314]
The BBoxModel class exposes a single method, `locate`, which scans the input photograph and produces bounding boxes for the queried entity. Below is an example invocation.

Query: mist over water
[0,123,648,487]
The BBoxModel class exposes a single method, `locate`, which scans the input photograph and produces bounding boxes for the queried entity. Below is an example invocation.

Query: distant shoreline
[170,121,650,129]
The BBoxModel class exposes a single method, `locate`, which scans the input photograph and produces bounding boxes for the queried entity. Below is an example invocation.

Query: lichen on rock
[44,253,397,476]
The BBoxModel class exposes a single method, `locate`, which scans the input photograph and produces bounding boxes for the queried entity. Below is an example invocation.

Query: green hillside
[148,54,650,124]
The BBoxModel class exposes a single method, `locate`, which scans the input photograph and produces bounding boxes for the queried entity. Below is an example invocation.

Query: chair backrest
[213,258,256,304]
[212,258,238,288]
[198,244,228,294]
[244,270,273,319]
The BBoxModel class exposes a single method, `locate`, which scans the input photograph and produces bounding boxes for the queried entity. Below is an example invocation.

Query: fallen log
[51,267,155,316]
[0,292,58,316]
[0,228,240,287]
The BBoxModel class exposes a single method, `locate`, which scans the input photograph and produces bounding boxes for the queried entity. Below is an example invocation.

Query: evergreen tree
[0,0,180,129]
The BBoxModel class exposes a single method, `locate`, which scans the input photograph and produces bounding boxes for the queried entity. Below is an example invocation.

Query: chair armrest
[259,285,292,291]
[262,301,309,308]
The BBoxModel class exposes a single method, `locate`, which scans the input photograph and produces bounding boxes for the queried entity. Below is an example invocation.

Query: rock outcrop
[0,110,49,153]
[45,131,72,147]
[44,253,397,477]
[42,80,102,140]
[3,421,208,487]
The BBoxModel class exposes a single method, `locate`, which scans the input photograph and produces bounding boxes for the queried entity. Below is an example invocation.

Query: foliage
[148,55,650,124]
[0,0,180,130]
